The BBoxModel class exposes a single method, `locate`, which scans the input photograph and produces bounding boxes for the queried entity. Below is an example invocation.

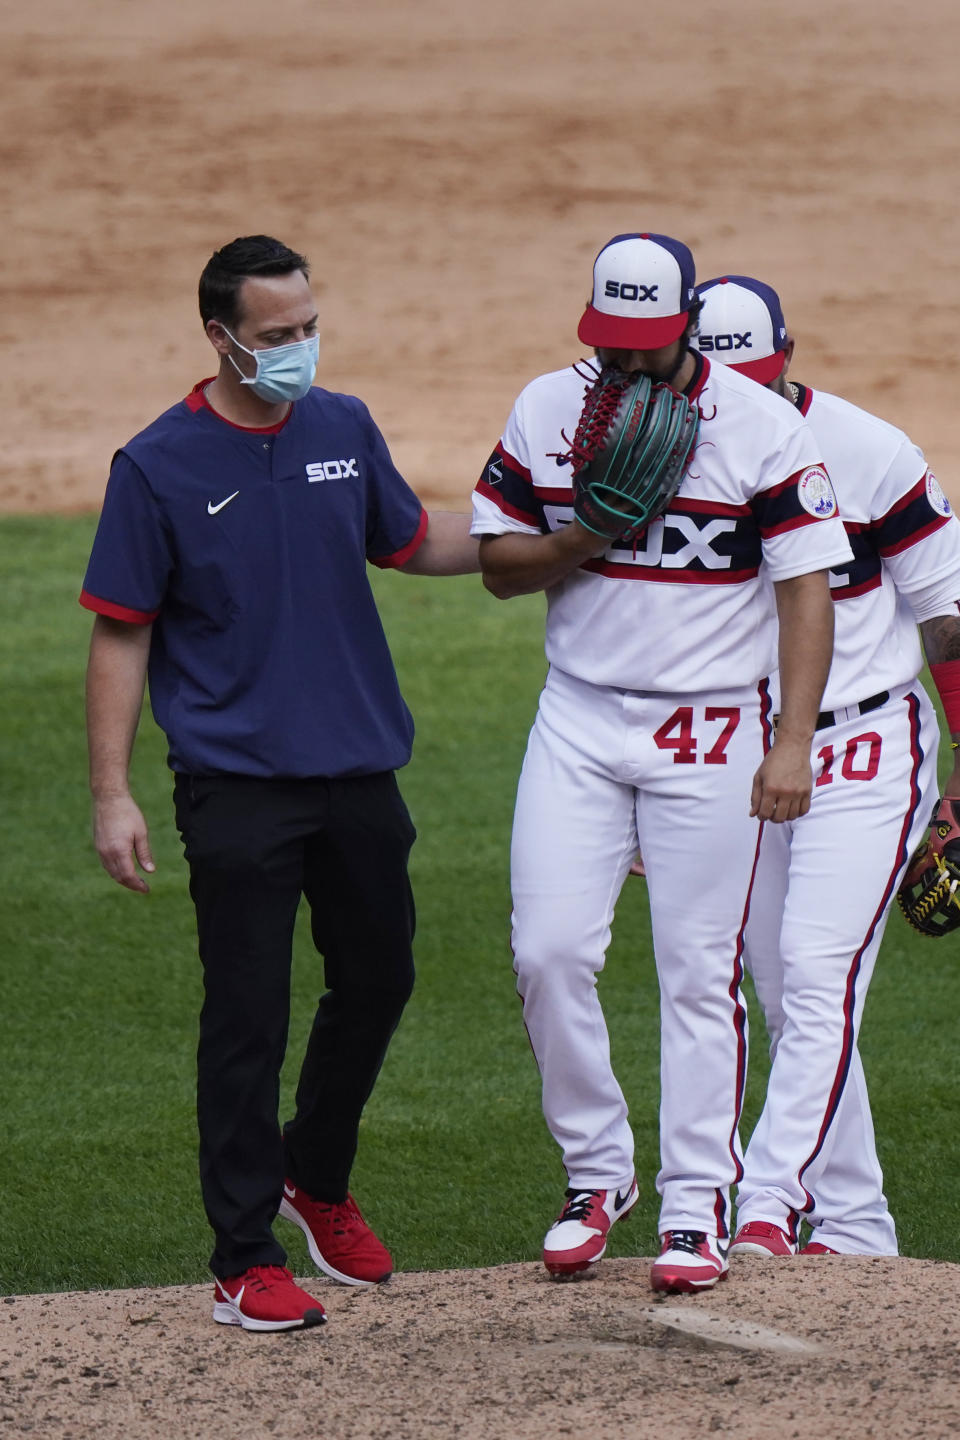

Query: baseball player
[471,233,853,1293]
[693,275,960,1256]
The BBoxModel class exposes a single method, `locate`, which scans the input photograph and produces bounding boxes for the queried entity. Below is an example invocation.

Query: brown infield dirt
[5,1257,960,1439]
[4,0,960,1435]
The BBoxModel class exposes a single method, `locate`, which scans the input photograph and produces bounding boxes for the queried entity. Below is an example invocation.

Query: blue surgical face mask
[223,327,320,403]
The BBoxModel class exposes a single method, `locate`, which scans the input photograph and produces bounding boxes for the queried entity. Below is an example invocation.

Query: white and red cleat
[650,1231,729,1292]
[730,1220,797,1257]
[800,1240,841,1255]
[542,1178,639,1277]
[212,1265,326,1331]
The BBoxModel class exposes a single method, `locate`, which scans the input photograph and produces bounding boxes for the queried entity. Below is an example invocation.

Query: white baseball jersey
[471,356,853,692]
[796,384,960,711]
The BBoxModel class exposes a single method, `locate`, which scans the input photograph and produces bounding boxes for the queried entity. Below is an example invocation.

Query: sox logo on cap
[695,276,789,383]
[578,234,697,350]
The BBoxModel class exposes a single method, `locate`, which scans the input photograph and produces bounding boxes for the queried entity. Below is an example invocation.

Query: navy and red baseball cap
[694,276,789,383]
[578,233,697,350]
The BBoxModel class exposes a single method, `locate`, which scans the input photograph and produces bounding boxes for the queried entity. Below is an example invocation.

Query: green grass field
[2,514,958,1294]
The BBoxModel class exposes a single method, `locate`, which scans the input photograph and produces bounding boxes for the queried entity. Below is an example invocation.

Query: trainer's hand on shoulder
[93,793,156,893]
[750,737,813,823]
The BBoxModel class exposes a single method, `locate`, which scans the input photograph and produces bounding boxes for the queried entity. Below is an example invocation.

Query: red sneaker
[212,1265,326,1331]
[801,1241,841,1255]
[542,1179,639,1277]
[280,1183,393,1286]
[650,1231,729,1293]
[730,1221,797,1257]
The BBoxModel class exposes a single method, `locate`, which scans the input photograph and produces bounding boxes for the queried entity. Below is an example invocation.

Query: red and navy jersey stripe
[479,445,841,586]
[750,470,831,538]
[475,444,546,529]
[828,524,882,600]
[875,473,952,555]
[829,474,951,601]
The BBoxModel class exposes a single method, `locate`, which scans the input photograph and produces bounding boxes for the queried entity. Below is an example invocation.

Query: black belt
[815,690,889,731]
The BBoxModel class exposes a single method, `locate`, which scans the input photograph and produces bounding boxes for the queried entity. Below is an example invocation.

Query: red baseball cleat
[280,1183,393,1286]
[212,1265,326,1331]
[730,1221,797,1257]
[542,1179,639,1276]
[800,1241,841,1255]
[650,1231,729,1292]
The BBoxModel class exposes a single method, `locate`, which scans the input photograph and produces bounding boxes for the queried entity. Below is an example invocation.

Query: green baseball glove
[568,367,701,542]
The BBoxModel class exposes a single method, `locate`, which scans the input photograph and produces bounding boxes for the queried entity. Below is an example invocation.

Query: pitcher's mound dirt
[4,1256,959,1439]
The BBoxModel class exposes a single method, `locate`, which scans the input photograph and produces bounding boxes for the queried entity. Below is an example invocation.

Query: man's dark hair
[198,235,310,329]
[685,297,705,334]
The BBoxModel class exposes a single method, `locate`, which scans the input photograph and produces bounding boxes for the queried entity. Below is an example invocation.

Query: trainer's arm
[479,523,606,599]
[86,614,156,893]
[751,569,834,823]
[398,511,481,576]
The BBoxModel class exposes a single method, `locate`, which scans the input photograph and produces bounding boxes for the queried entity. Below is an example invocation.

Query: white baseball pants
[511,665,771,1239]
[739,683,938,1254]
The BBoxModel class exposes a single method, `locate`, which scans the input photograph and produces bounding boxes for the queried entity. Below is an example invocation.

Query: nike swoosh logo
[283,1183,297,1198]
[614,1185,635,1212]
[208,491,239,515]
[555,454,572,467]
[716,1240,730,1259]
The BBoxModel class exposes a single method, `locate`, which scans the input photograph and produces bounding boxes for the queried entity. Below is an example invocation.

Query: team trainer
[81,235,479,1332]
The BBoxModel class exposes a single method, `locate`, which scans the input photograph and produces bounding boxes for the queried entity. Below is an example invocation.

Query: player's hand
[93,793,156,893]
[750,738,813,823]
[628,850,646,878]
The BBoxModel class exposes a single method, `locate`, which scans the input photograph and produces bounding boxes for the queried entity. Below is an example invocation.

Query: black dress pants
[173,771,416,1279]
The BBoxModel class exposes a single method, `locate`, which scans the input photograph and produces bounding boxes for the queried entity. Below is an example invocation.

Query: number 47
[652,707,741,765]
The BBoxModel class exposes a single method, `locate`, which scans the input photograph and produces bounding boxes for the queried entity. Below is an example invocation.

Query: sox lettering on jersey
[622,515,737,569]
[542,508,740,571]
[306,458,359,481]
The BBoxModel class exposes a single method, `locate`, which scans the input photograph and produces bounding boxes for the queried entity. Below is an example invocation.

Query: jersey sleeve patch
[796,465,838,518]
[752,466,838,537]
[875,473,953,557]
[926,469,952,517]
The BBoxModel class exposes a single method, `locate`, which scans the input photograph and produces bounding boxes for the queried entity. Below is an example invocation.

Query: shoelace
[305,1196,364,1237]
[243,1265,293,1292]
[559,1189,601,1222]
[666,1230,707,1255]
